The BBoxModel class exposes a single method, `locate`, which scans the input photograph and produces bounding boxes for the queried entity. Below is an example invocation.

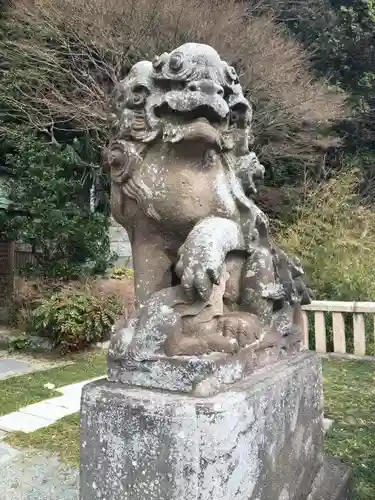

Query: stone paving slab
[0,376,105,433]
[0,359,32,380]
[41,396,79,410]
[0,412,55,433]
[323,417,334,433]
[0,351,73,378]
[20,401,79,421]
[56,377,104,397]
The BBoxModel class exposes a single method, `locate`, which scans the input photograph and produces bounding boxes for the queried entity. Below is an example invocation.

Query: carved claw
[175,217,243,302]
[180,266,220,302]
[176,251,224,302]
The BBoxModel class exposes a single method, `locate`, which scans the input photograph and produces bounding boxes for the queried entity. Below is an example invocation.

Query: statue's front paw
[175,246,223,302]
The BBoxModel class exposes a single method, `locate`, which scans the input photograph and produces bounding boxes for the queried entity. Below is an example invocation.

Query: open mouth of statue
[154,103,227,127]
[157,108,226,148]
[152,92,233,148]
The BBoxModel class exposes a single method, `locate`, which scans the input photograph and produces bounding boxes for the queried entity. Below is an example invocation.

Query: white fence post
[314,311,327,353]
[353,313,366,356]
[302,301,375,357]
[332,312,346,354]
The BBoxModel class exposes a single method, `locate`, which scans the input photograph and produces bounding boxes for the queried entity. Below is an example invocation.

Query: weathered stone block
[80,351,332,500]
[108,332,301,396]
[308,457,351,500]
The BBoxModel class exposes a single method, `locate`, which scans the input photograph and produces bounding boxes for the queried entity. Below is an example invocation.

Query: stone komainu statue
[106,43,311,394]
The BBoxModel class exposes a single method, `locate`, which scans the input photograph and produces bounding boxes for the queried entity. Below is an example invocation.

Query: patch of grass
[0,350,106,415]
[6,413,81,467]
[323,358,375,500]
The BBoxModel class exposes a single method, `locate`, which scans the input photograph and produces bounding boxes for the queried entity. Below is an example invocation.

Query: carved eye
[132,94,144,105]
[130,84,147,106]
[169,52,184,72]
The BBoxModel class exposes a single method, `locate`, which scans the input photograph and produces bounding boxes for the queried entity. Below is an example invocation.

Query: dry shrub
[11,277,63,329]
[276,170,375,301]
[254,184,302,223]
[31,283,123,352]
[1,0,346,175]
[11,275,135,330]
[95,278,135,319]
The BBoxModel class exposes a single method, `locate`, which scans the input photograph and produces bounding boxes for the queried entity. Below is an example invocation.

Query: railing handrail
[302,300,375,314]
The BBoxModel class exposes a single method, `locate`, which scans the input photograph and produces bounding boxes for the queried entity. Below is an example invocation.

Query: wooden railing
[301,301,375,357]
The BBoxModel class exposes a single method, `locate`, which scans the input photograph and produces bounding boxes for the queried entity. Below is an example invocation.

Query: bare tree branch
[0,0,347,169]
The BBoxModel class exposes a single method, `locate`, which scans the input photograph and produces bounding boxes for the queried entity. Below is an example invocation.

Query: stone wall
[109,218,132,266]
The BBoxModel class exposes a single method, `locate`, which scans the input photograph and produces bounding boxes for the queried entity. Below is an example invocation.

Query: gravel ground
[0,445,78,500]
[0,349,72,368]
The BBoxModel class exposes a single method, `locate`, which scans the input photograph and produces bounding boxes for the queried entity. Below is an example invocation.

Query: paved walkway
[0,377,104,433]
[0,359,32,380]
[0,371,94,500]
[0,352,72,381]
[0,375,98,499]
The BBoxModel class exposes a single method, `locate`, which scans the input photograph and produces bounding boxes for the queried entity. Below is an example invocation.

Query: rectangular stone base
[80,351,348,500]
[108,336,301,396]
[308,457,351,500]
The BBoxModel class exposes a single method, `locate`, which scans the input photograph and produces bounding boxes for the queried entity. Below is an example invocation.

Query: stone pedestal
[80,351,350,500]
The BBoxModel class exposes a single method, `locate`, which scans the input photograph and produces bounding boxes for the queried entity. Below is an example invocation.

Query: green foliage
[31,287,122,352]
[8,334,30,352]
[277,170,375,301]
[0,126,113,279]
[276,0,375,105]
[323,359,375,500]
[314,0,375,106]
[273,1,375,197]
